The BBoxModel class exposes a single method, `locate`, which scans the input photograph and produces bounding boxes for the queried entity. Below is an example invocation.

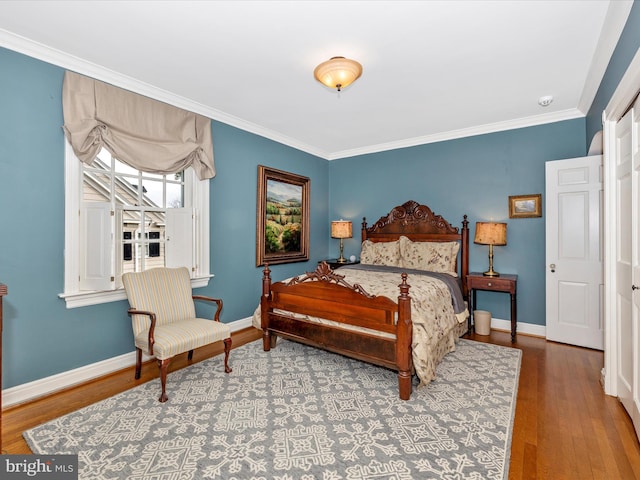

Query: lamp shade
[331,220,353,239]
[314,57,363,91]
[474,222,507,246]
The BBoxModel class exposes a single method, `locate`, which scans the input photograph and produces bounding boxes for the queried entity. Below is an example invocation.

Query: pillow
[360,239,401,266]
[399,236,460,276]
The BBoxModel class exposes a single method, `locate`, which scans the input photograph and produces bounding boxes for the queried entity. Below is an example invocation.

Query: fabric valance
[62,71,215,180]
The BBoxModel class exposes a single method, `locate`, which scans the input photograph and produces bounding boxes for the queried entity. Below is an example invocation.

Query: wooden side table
[319,259,360,270]
[466,272,517,342]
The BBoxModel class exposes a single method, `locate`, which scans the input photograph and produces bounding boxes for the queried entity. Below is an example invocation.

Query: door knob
[633,285,639,291]
[550,263,556,273]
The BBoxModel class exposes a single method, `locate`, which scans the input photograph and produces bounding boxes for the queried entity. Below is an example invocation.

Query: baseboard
[2,317,254,408]
[489,317,546,338]
[2,316,543,408]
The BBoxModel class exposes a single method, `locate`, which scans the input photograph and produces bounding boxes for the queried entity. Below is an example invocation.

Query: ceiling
[0,1,633,160]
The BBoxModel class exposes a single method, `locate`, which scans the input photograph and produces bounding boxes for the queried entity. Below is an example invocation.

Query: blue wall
[209,121,329,315]
[1,2,639,390]
[587,1,640,142]
[329,120,586,326]
[0,47,328,389]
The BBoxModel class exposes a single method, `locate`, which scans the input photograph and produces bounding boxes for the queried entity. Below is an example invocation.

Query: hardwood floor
[481,330,640,479]
[3,328,640,479]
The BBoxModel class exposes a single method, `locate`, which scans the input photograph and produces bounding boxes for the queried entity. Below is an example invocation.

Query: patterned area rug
[24,338,521,480]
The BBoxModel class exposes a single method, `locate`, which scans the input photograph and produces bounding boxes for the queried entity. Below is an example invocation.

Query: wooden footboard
[261,262,414,400]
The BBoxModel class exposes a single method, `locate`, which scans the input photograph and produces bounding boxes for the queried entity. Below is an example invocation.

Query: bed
[257,200,469,400]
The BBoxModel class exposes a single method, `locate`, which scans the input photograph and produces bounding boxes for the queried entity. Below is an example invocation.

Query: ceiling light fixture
[314,56,363,92]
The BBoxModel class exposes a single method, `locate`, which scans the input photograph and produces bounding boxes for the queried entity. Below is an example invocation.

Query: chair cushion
[134,317,231,360]
[123,267,196,336]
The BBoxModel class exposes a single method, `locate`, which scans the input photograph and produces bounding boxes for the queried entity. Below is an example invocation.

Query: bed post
[461,215,469,299]
[361,217,367,243]
[396,273,412,400]
[261,265,275,351]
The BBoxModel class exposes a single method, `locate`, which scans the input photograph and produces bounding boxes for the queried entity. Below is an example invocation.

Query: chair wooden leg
[188,349,194,362]
[223,337,232,373]
[135,348,142,379]
[158,358,172,403]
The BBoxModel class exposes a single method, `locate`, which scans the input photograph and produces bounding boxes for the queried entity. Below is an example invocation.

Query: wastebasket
[474,310,491,335]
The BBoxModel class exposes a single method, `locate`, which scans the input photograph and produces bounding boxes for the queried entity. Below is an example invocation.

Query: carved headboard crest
[366,200,459,234]
[285,262,375,298]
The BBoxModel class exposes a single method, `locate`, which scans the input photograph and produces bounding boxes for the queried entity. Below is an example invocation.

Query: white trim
[603,117,618,395]
[61,141,212,308]
[490,317,546,339]
[63,139,81,295]
[2,350,137,409]
[325,109,584,160]
[577,1,635,114]
[602,48,640,396]
[0,29,328,158]
[2,317,253,408]
[605,49,640,122]
[3,315,545,407]
[0,28,614,162]
[191,171,210,278]
[58,275,213,309]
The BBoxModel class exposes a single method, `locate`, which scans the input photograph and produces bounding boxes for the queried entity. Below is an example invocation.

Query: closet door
[631,95,640,438]
[615,96,640,439]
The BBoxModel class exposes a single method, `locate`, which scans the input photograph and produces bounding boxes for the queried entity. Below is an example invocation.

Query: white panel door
[616,106,635,428]
[630,95,640,439]
[546,155,603,349]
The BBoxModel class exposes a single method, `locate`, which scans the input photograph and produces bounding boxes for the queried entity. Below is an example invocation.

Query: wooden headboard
[361,200,469,297]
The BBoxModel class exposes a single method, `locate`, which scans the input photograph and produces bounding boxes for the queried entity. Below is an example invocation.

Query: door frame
[603,48,640,396]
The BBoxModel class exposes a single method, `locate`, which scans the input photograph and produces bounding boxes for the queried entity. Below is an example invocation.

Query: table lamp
[331,220,352,263]
[474,222,507,277]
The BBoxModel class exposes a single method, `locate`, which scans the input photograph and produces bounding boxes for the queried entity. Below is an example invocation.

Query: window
[61,143,211,308]
[148,232,161,258]
[123,232,133,261]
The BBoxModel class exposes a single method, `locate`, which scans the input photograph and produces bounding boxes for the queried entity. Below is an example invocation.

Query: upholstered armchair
[122,267,232,402]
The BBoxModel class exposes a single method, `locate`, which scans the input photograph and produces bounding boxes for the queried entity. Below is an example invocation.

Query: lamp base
[483,244,500,276]
[337,238,347,263]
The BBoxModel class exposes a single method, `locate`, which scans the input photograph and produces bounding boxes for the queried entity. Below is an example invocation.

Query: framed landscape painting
[256,165,310,266]
[509,194,542,218]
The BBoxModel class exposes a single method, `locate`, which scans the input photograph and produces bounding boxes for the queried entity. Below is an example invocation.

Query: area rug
[24,338,521,480]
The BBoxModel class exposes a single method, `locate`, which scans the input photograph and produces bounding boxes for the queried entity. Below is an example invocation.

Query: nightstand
[319,259,360,270]
[466,272,518,342]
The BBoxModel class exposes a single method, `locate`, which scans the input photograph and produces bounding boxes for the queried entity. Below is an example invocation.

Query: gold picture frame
[509,194,542,218]
[256,165,310,266]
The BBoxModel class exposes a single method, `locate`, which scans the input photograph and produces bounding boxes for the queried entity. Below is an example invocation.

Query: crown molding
[0,29,330,159]
[0,28,590,163]
[326,108,585,160]
[577,0,634,114]
[604,47,640,121]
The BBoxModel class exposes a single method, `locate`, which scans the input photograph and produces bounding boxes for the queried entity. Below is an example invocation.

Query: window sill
[59,275,213,309]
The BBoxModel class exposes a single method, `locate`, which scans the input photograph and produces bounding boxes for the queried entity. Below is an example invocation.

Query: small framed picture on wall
[509,194,542,218]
